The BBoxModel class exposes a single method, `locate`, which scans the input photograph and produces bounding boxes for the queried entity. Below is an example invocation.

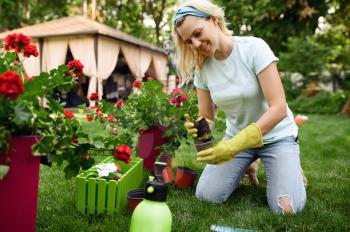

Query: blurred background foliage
[0,0,349,114]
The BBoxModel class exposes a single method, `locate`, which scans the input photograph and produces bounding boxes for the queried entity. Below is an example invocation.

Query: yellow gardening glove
[197,123,263,164]
[184,114,214,139]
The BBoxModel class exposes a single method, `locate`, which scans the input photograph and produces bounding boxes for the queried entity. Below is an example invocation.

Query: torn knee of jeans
[278,195,294,215]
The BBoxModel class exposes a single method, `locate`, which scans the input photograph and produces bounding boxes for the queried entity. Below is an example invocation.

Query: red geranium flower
[64,109,75,119]
[171,88,184,96]
[86,114,93,122]
[4,33,31,52]
[107,115,116,122]
[67,60,84,77]
[0,71,24,99]
[179,94,189,101]
[132,80,142,88]
[71,136,78,144]
[84,154,89,160]
[113,144,131,164]
[115,100,126,108]
[23,44,39,58]
[26,76,34,81]
[89,92,99,101]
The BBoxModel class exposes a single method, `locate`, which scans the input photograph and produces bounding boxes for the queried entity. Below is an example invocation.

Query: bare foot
[245,159,260,185]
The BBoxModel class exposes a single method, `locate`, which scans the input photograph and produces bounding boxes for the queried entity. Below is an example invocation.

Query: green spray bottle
[129,177,172,232]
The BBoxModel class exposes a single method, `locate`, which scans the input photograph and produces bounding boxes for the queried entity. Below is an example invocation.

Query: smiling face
[176,16,219,57]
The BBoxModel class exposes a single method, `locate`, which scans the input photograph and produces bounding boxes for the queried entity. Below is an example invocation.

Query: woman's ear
[210,16,218,26]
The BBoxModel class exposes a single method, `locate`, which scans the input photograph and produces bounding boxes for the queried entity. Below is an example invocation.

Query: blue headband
[173,6,211,26]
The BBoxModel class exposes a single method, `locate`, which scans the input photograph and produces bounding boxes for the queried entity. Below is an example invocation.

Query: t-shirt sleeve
[193,70,209,90]
[252,37,279,75]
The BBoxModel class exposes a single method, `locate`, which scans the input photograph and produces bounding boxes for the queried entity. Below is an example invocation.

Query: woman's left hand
[197,123,263,164]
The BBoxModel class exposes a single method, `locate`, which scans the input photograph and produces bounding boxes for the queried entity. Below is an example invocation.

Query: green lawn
[37,115,350,231]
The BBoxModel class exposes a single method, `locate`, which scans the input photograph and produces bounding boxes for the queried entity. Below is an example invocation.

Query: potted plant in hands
[193,117,214,152]
[174,115,213,189]
[116,79,198,171]
[0,33,90,232]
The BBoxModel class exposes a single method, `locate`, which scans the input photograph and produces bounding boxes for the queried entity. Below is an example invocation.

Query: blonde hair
[172,0,233,85]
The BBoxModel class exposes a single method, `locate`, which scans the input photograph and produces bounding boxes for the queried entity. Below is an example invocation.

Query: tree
[141,0,177,46]
[0,0,69,31]
[216,0,328,54]
[279,36,329,81]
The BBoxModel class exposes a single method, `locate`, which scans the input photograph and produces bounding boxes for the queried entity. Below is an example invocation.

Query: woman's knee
[268,194,306,215]
[195,183,230,203]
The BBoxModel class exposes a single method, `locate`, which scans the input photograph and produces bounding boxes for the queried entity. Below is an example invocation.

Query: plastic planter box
[76,156,143,214]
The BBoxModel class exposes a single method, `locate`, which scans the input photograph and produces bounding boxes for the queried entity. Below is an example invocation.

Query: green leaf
[0,164,10,180]
[92,140,105,149]
[12,101,33,127]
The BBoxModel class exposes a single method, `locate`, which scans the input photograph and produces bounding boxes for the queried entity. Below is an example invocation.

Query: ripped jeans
[195,136,306,214]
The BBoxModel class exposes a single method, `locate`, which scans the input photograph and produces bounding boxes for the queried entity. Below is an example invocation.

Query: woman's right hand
[184,114,198,138]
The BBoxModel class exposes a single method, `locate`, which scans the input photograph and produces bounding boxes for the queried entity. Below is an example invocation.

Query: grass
[36,114,350,231]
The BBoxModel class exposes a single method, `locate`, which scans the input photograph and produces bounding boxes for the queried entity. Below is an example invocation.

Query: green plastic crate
[76,156,143,214]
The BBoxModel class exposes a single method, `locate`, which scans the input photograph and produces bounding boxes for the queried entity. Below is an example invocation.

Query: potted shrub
[110,79,198,171]
[0,33,90,232]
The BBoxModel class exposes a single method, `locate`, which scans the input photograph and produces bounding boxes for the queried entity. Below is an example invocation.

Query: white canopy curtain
[152,52,168,83]
[42,38,68,72]
[139,47,153,78]
[120,42,141,79]
[96,36,120,98]
[22,40,41,77]
[68,36,97,103]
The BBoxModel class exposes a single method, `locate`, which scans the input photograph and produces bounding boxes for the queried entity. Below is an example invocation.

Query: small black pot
[195,139,213,152]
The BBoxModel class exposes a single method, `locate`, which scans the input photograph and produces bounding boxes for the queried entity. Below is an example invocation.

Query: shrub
[288,90,347,114]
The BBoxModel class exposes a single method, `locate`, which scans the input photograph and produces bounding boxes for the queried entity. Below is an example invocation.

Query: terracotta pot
[0,136,40,232]
[153,155,174,184]
[137,127,169,170]
[175,166,198,189]
[127,188,145,213]
[195,139,213,152]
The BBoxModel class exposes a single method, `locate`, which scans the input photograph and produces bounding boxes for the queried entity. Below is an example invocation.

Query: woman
[173,0,306,214]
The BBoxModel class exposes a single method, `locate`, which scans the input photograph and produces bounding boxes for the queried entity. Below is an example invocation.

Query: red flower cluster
[64,109,75,119]
[169,88,189,108]
[106,115,116,122]
[0,71,25,99]
[67,60,84,77]
[4,33,31,52]
[71,136,79,144]
[89,92,99,101]
[4,33,38,58]
[132,80,142,88]
[113,144,131,164]
[23,44,39,58]
[86,114,93,122]
[115,100,126,108]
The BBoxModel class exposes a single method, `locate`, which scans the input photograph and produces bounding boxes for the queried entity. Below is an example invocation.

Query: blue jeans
[195,136,306,214]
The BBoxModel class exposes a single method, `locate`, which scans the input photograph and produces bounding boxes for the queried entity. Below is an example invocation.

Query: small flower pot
[153,154,174,184]
[127,188,145,213]
[137,127,169,170]
[175,166,198,189]
[195,139,213,152]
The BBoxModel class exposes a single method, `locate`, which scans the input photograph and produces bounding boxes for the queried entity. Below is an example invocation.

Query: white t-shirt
[194,36,298,144]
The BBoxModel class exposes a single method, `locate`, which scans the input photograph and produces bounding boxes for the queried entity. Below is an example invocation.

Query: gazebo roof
[0,16,165,54]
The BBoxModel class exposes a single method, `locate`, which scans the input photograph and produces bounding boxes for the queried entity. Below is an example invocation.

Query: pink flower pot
[0,136,40,232]
[175,166,198,189]
[137,127,169,170]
